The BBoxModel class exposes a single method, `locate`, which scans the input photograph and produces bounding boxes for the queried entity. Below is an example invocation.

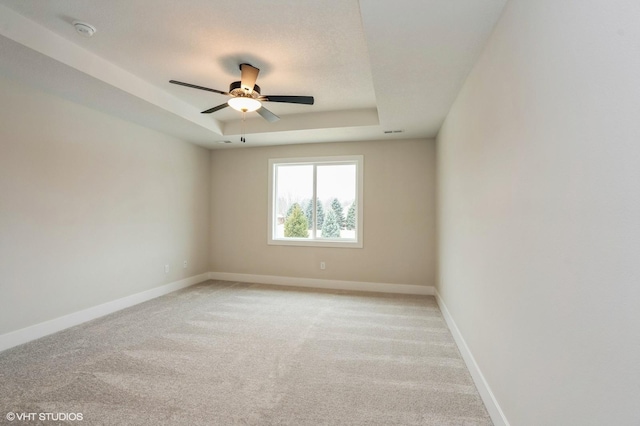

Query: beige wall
[437,0,640,424]
[210,139,436,287]
[0,75,211,335]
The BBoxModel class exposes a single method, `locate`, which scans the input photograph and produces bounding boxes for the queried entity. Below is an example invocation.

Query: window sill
[268,238,363,249]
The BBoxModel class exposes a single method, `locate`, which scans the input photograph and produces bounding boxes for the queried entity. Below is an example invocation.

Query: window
[268,155,363,248]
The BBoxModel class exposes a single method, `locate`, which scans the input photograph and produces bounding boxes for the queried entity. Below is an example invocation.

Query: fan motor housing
[229,81,261,98]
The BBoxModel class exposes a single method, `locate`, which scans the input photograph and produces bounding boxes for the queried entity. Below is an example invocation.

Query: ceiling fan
[169,63,314,123]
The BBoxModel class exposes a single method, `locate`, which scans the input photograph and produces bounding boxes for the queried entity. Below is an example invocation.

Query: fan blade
[201,103,229,114]
[240,64,260,93]
[170,80,228,95]
[256,106,280,123]
[261,95,314,105]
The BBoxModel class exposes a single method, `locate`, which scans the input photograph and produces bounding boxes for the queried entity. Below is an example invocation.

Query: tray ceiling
[0,0,506,148]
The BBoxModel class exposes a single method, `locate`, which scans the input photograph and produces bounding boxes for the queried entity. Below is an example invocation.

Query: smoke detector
[73,21,96,37]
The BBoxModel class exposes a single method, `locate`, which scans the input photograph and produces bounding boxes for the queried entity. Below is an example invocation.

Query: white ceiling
[0,0,506,149]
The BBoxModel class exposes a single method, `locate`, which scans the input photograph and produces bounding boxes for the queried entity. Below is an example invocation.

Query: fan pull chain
[241,111,246,143]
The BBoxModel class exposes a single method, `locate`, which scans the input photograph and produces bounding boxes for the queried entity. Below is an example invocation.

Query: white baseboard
[208,271,434,296]
[435,290,509,426]
[0,273,209,353]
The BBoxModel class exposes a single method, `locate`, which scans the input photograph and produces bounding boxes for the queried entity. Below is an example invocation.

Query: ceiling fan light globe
[228,97,261,112]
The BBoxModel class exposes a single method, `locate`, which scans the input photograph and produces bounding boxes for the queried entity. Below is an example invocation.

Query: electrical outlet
[320,261,326,270]
[183,260,188,269]
[164,264,170,274]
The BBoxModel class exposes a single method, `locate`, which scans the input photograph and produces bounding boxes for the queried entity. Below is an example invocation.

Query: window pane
[275,164,313,239]
[316,164,357,239]
[268,155,363,248]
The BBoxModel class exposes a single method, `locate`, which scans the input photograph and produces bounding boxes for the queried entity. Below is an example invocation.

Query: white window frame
[268,155,364,248]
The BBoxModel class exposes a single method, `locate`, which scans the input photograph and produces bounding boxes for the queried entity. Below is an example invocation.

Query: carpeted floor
[0,280,492,425]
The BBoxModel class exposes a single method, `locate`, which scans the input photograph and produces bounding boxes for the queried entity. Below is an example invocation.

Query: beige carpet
[0,280,492,425]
